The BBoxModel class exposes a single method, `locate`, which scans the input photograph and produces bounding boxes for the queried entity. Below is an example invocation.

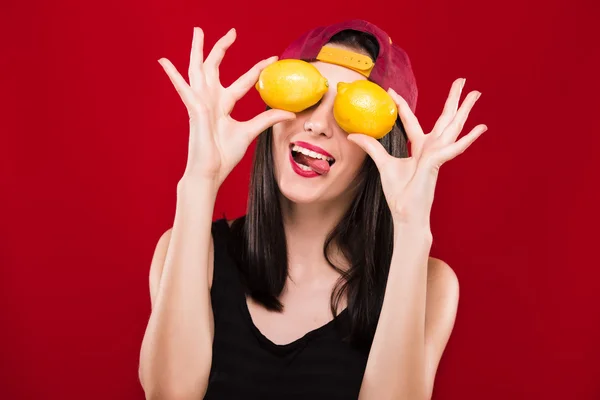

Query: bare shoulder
[427,256,459,297]
[425,257,459,339]
[148,220,227,309]
[425,256,460,318]
[423,256,459,387]
[148,228,174,308]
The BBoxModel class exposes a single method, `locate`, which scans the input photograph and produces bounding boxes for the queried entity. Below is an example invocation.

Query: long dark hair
[229,29,410,350]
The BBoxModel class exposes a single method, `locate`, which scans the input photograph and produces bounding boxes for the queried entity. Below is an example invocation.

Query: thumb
[347,133,391,171]
[245,109,296,141]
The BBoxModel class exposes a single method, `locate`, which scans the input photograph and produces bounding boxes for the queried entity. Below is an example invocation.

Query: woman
[139,19,487,400]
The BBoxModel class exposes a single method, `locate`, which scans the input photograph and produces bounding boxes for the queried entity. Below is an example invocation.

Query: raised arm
[137,26,296,399]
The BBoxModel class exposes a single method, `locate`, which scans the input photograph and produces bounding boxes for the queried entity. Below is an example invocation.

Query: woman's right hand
[158,27,296,189]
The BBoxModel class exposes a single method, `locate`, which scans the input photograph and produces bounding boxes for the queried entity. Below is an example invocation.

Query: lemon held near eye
[255,59,329,113]
[334,81,398,139]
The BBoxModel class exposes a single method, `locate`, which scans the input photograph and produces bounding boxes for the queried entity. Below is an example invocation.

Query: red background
[2,0,599,398]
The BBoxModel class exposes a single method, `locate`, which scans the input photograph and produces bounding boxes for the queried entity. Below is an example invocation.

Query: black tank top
[204,218,369,400]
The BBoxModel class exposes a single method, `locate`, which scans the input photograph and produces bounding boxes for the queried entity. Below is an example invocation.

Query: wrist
[177,174,220,197]
[392,218,433,243]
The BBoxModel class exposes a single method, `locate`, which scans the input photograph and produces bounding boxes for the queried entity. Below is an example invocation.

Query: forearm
[359,221,433,400]
[139,178,218,399]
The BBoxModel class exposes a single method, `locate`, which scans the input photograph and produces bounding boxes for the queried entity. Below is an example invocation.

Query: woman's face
[272,47,370,206]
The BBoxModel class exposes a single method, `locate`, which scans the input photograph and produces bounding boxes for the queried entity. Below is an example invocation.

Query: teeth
[292,145,334,162]
[296,162,312,171]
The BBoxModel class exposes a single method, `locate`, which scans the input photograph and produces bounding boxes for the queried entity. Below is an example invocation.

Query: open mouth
[289,143,335,175]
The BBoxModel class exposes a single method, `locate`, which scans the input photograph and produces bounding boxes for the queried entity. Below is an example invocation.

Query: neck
[279,195,353,279]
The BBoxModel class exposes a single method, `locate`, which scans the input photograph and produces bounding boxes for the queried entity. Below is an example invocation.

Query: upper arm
[424,257,460,396]
[148,227,215,309]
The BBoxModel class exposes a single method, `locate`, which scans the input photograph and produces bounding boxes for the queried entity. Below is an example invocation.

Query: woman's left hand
[347,78,488,227]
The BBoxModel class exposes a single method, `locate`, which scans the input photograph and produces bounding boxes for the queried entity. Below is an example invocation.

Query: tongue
[296,153,330,175]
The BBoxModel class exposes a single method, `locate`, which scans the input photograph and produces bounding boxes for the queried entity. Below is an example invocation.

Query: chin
[275,168,335,205]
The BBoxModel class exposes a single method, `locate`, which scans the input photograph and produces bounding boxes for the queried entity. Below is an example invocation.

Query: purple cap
[279,19,418,113]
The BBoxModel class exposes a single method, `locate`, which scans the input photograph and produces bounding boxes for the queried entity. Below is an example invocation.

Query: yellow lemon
[255,59,328,113]
[333,80,398,139]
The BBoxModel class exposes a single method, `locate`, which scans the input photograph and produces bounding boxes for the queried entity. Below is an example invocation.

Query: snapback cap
[279,19,418,114]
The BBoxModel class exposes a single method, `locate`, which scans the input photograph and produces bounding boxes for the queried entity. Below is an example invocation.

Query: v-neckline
[239,293,349,354]
[219,218,349,354]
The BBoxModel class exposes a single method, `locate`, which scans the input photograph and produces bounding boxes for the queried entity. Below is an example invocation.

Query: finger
[431,78,465,136]
[204,28,237,83]
[158,58,196,108]
[244,109,296,142]
[227,56,278,104]
[188,27,205,91]
[442,91,482,143]
[388,88,424,144]
[347,133,392,171]
[438,124,488,163]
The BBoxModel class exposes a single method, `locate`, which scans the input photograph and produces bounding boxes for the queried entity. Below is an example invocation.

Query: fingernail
[476,91,482,100]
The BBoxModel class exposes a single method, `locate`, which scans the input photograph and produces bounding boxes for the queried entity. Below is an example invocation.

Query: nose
[303,98,334,138]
